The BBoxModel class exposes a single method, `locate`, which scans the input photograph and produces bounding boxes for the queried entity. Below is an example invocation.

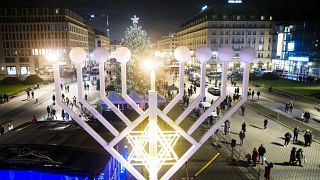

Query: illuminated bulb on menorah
[52,45,255,180]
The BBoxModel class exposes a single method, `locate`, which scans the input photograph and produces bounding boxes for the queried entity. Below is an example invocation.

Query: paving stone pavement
[224,105,320,180]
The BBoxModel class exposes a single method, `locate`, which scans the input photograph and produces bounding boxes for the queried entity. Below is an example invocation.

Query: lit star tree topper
[131,15,139,24]
[114,16,151,96]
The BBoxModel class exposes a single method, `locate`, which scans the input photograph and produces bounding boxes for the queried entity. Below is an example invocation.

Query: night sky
[2,0,319,41]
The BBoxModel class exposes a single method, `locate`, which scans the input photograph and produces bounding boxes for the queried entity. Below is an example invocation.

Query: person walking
[293,127,299,143]
[31,91,34,99]
[257,91,261,99]
[303,111,310,123]
[46,106,51,117]
[264,161,274,180]
[239,130,245,145]
[284,132,292,147]
[242,122,246,133]
[27,90,30,100]
[289,147,297,165]
[0,125,4,135]
[252,148,258,166]
[72,96,77,107]
[295,148,304,167]
[251,90,255,99]
[241,105,246,116]
[52,94,56,105]
[224,120,231,135]
[263,118,268,130]
[32,115,37,122]
[258,144,266,165]
[304,130,312,147]
[289,101,294,114]
[61,109,65,120]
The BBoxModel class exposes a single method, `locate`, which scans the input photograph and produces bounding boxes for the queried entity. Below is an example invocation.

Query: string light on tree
[116,16,151,95]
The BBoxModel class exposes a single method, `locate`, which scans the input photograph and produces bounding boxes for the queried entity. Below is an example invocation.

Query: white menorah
[51,46,255,180]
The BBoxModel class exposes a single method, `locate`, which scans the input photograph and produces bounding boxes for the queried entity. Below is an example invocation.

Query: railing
[211,130,262,180]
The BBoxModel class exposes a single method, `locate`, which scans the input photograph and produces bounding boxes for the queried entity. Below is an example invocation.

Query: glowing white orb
[240,47,256,63]
[69,47,86,64]
[195,47,212,63]
[218,47,234,62]
[93,47,109,63]
[174,46,191,62]
[115,47,131,63]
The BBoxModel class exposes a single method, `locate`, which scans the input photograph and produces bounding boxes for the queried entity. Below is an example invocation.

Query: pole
[149,90,158,180]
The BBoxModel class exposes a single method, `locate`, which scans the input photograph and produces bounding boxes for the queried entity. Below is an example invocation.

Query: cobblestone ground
[226,106,320,180]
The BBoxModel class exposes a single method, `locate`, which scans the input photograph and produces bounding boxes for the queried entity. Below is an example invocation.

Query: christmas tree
[120,15,151,96]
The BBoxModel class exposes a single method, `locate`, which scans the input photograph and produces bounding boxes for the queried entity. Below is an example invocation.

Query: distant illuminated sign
[288,56,309,62]
[202,5,207,10]
[287,42,295,51]
[228,0,242,3]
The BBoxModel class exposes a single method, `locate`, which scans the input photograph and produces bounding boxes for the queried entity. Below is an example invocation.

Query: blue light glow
[91,14,95,18]
[0,170,90,180]
[201,5,207,11]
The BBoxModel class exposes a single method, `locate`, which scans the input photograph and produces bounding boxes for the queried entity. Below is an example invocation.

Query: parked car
[193,77,209,87]
[272,69,288,77]
[208,87,221,96]
[207,71,222,78]
[188,72,200,82]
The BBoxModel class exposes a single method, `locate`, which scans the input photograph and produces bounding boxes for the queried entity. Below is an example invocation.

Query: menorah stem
[76,64,83,101]
[148,90,158,180]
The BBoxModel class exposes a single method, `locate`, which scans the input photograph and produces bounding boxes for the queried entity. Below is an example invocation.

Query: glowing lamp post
[143,60,156,91]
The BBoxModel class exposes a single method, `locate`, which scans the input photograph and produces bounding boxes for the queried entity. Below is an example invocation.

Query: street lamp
[143,60,156,91]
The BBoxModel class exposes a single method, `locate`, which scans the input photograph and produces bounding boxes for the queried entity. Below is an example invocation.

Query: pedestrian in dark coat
[251,90,255,99]
[304,130,312,147]
[264,118,268,130]
[257,91,261,99]
[295,148,304,167]
[241,105,246,116]
[289,147,297,165]
[239,130,245,145]
[242,122,246,133]
[258,144,266,164]
[264,161,274,180]
[293,127,299,143]
[52,94,56,105]
[284,132,292,147]
[46,106,51,116]
[0,125,4,135]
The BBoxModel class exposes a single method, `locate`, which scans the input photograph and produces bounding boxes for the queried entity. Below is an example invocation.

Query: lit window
[55,8,59,14]
[261,16,265,20]
[237,15,241,20]
[269,16,273,21]
[6,66,16,75]
[20,66,30,75]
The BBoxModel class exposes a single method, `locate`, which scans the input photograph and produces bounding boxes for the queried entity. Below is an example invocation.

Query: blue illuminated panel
[0,170,90,180]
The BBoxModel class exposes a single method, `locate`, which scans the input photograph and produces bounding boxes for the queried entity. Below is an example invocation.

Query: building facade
[0,7,90,78]
[177,4,275,71]
[272,21,320,79]
[95,30,110,51]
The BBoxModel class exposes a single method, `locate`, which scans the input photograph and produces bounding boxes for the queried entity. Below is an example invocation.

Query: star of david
[126,122,180,171]
[131,15,139,24]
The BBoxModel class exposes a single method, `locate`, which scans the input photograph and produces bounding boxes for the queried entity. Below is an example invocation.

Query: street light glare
[46,53,60,61]
[143,60,155,70]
